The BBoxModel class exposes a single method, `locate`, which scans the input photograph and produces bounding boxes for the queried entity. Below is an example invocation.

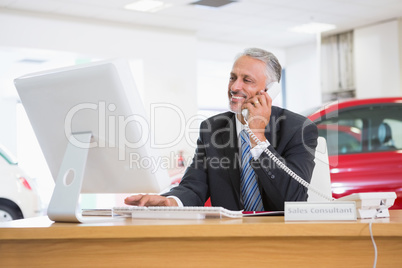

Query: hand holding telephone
[241,82,334,201]
[241,81,280,120]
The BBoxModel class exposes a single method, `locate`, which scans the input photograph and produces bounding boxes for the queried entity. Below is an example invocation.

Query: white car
[0,145,42,221]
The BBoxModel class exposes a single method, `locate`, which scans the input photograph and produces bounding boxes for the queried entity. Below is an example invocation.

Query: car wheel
[0,204,22,222]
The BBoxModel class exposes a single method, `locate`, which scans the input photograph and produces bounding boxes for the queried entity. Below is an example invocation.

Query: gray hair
[235,48,282,87]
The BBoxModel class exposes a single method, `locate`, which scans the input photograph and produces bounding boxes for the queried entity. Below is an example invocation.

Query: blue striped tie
[240,129,264,211]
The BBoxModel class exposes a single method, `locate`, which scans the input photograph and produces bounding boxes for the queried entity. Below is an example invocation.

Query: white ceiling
[1,0,402,48]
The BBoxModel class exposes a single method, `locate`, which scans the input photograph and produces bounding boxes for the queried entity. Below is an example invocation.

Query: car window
[315,103,402,155]
[317,119,363,155]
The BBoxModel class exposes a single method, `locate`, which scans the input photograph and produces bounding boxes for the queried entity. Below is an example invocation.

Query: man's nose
[231,79,243,91]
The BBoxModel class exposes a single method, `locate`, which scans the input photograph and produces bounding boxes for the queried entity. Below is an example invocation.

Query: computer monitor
[14,59,171,222]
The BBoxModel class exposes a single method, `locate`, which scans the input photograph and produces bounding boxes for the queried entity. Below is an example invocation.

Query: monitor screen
[14,59,171,195]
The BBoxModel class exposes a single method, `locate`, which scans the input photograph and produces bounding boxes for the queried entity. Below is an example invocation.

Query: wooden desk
[1,210,402,268]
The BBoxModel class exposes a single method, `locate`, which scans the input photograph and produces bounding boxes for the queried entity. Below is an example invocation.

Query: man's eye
[245,79,252,83]
[229,76,235,81]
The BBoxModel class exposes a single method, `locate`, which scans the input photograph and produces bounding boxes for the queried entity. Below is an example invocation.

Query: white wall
[197,41,286,63]
[285,40,322,113]
[0,10,198,159]
[354,19,402,98]
[0,99,17,154]
[196,41,286,111]
[0,10,199,204]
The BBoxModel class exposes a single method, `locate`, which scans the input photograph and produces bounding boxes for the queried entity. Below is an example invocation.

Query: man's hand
[242,90,272,147]
[124,194,178,207]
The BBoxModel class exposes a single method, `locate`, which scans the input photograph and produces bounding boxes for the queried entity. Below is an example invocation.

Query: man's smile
[230,91,247,102]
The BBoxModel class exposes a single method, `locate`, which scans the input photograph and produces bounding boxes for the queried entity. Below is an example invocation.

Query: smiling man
[125,48,318,211]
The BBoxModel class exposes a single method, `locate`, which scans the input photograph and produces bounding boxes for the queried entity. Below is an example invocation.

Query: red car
[308,97,402,209]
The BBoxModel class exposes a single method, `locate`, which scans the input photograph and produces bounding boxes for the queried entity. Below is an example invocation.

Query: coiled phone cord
[243,119,334,202]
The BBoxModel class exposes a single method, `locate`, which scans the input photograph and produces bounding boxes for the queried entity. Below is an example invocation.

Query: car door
[314,102,402,209]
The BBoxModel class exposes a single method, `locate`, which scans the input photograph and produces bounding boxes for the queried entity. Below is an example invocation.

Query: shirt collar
[235,113,246,138]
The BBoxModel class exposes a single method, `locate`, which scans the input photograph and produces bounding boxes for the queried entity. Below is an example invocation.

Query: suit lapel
[220,113,241,208]
[265,107,281,147]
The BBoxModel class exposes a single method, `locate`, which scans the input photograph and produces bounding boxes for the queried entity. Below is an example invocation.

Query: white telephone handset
[241,82,333,201]
[241,82,281,120]
[266,81,281,101]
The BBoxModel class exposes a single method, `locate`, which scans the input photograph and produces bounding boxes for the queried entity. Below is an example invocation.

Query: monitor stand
[47,132,122,223]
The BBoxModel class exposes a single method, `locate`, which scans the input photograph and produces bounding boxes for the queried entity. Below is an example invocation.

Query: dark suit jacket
[163,107,318,211]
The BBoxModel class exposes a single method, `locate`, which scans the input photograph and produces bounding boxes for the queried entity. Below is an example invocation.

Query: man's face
[228,55,267,114]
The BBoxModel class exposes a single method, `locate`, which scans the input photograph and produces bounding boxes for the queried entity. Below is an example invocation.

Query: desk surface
[1,210,402,240]
[1,210,402,267]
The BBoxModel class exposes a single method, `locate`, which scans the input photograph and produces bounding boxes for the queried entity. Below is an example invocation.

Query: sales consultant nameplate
[284,201,356,221]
